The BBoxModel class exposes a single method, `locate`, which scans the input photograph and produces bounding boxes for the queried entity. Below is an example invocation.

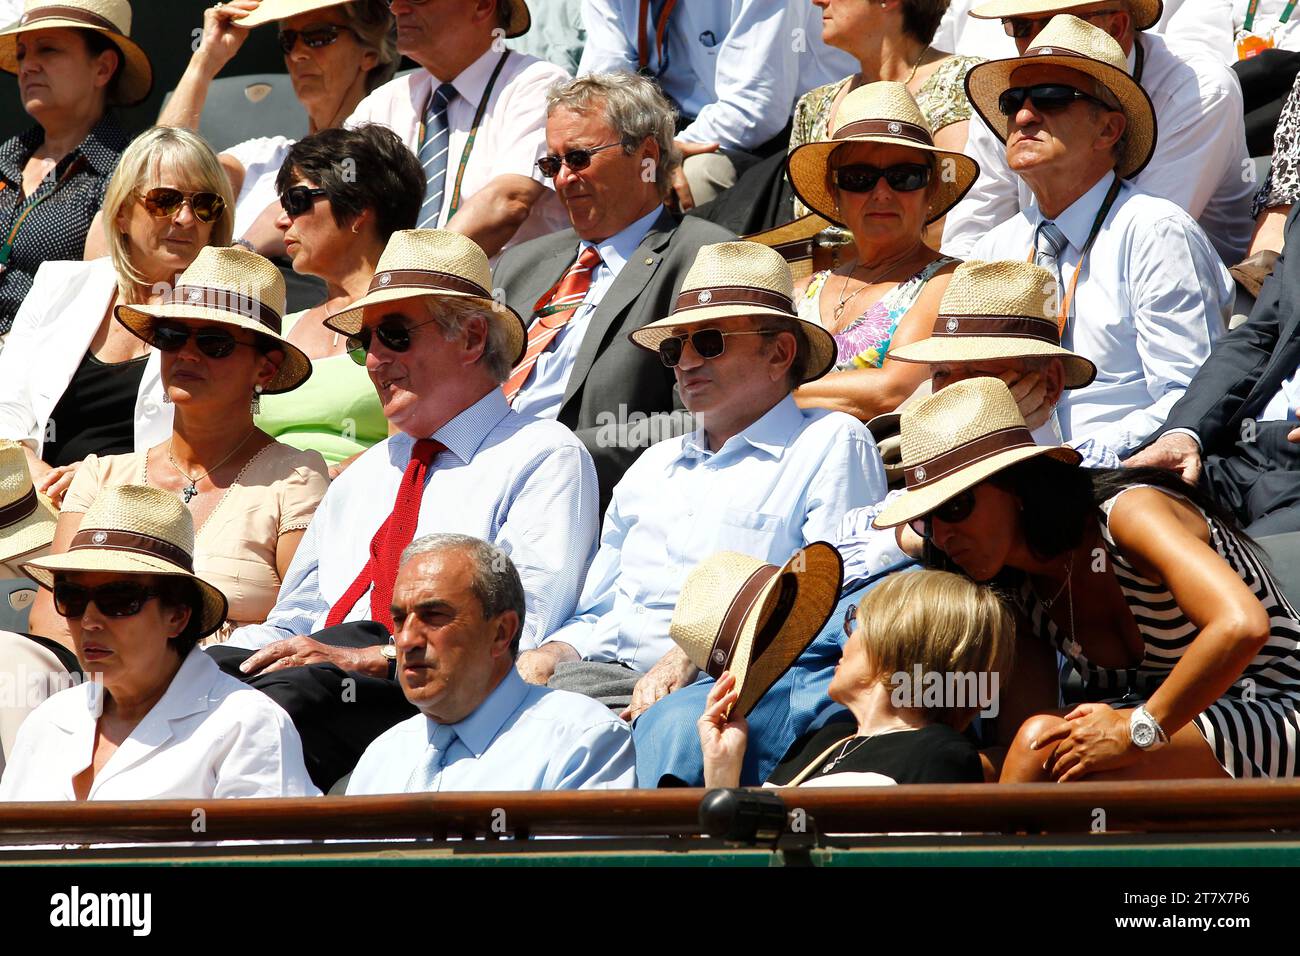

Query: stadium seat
[162,73,309,153]
[1259,533,1300,607]
[0,578,38,634]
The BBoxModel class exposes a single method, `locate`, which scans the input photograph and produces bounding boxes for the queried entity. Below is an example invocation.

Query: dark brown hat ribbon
[835,118,933,147]
[20,5,120,31]
[368,269,490,299]
[705,564,776,679]
[168,285,283,334]
[69,529,194,572]
[905,425,1036,489]
[674,284,795,315]
[934,313,1061,345]
[0,486,38,528]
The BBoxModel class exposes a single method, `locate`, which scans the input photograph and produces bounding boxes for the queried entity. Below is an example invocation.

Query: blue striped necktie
[405,722,457,792]
[1034,219,1067,312]
[418,82,457,229]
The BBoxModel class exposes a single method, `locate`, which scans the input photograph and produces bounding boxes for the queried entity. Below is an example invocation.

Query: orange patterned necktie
[503,246,602,403]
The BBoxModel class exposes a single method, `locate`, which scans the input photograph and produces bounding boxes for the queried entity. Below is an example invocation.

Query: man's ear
[765,330,798,384]
[1096,109,1127,154]
[460,313,489,367]
[491,610,520,657]
[1101,8,1133,43]
[165,603,192,641]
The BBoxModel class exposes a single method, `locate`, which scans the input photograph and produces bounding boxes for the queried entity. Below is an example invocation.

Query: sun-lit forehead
[546,104,617,151]
[393,550,479,615]
[142,154,208,195]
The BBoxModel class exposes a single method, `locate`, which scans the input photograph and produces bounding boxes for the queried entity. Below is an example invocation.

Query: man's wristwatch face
[380,645,397,662]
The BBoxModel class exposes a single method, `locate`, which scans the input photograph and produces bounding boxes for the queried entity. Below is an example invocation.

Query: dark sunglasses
[656,328,775,368]
[536,142,624,178]
[843,602,858,639]
[833,163,931,194]
[997,84,1114,117]
[279,185,329,217]
[278,24,356,54]
[1002,8,1120,38]
[151,321,253,360]
[346,315,443,365]
[140,187,226,224]
[53,581,158,619]
[908,488,978,539]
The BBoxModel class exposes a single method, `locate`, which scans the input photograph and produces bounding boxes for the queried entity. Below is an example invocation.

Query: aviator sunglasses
[150,321,254,360]
[140,188,226,224]
[279,185,329,217]
[346,315,443,365]
[997,84,1115,117]
[656,328,777,368]
[536,142,624,178]
[278,24,357,54]
[908,488,978,539]
[833,163,931,194]
[53,581,159,619]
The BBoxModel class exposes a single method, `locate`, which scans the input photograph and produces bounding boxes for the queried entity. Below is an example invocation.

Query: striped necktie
[405,722,457,792]
[418,82,456,229]
[503,246,602,403]
[1034,219,1067,312]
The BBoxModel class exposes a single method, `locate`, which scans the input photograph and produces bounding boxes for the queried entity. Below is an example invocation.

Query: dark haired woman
[0,484,318,800]
[874,376,1300,782]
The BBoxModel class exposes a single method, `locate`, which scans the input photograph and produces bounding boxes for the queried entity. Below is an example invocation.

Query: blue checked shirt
[227,389,600,650]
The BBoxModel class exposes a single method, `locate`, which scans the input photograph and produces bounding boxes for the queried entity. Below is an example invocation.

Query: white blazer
[0,258,171,459]
[0,648,320,800]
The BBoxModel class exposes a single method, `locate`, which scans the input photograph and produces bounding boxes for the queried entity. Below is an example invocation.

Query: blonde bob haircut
[102,127,235,300]
[852,569,1016,726]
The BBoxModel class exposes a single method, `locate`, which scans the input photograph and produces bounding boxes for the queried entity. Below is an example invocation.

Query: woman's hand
[1031,702,1139,782]
[193,1,260,76]
[698,671,749,788]
[35,461,79,510]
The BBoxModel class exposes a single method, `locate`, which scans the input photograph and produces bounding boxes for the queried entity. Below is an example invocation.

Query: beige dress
[62,443,329,640]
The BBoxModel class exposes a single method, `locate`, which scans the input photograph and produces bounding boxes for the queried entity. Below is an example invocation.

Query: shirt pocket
[714,507,789,560]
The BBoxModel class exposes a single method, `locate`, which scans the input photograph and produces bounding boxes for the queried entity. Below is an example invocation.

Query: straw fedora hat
[115,246,311,394]
[743,213,836,285]
[324,229,527,367]
[22,485,229,637]
[873,376,1081,529]
[965,15,1157,180]
[670,543,844,718]
[786,81,980,228]
[238,0,531,35]
[0,0,153,106]
[969,0,1163,32]
[0,441,57,564]
[627,241,837,384]
[887,260,1098,388]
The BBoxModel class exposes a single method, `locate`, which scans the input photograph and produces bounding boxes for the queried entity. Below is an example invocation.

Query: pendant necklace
[167,428,256,505]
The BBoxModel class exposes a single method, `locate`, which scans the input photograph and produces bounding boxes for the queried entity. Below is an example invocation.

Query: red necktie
[503,246,602,403]
[326,438,444,632]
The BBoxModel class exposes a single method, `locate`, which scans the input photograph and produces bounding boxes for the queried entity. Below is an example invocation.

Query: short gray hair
[545,72,682,200]
[425,297,515,384]
[400,533,526,656]
[1088,80,1128,169]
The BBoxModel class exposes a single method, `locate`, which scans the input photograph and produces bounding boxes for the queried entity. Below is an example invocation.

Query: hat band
[834,117,933,147]
[769,238,814,264]
[674,285,795,315]
[0,486,38,528]
[69,529,194,573]
[1027,45,1113,68]
[168,285,283,335]
[905,425,1036,489]
[19,5,120,32]
[368,269,490,299]
[933,313,1061,345]
[706,564,777,680]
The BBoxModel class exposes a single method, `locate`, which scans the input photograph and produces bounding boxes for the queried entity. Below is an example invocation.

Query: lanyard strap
[0,155,85,267]
[637,0,679,72]
[1025,176,1122,333]
[1243,0,1295,29]
[1133,34,1145,83]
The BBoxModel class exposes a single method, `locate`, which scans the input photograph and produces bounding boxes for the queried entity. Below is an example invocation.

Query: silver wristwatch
[1129,705,1169,751]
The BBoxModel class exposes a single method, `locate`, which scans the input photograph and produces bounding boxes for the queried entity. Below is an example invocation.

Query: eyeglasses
[833,163,931,194]
[278,24,357,54]
[843,603,859,639]
[997,84,1114,116]
[656,328,776,368]
[53,581,158,619]
[139,188,226,224]
[1002,8,1121,38]
[150,321,254,360]
[346,315,443,365]
[907,488,978,539]
[536,142,624,178]
[279,185,329,218]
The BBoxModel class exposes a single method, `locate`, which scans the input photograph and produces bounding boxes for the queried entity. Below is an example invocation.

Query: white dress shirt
[512,206,662,420]
[346,48,570,252]
[544,394,887,671]
[944,31,1254,265]
[222,136,294,241]
[346,667,635,793]
[226,389,599,651]
[0,649,319,801]
[971,171,1230,460]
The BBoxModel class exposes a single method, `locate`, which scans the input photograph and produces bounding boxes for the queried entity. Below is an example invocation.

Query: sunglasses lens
[834,166,879,193]
[280,187,308,216]
[190,192,225,223]
[151,323,189,351]
[376,323,413,353]
[278,30,297,53]
[933,490,977,525]
[692,329,725,358]
[658,336,684,367]
[53,583,149,618]
[346,334,368,365]
[563,149,593,171]
[143,188,184,217]
[536,157,561,178]
[883,164,931,191]
[52,583,87,618]
[195,330,238,359]
[303,27,338,48]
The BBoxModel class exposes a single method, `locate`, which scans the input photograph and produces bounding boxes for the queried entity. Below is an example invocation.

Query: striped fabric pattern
[503,246,602,402]
[418,83,456,229]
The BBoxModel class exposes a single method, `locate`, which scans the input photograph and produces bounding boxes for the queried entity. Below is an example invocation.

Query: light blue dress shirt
[971,172,1230,461]
[544,395,887,672]
[345,668,636,793]
[512,206,662,421]
[227,389,600,651]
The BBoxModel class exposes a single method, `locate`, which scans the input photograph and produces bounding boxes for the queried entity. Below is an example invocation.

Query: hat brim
[0,21,153,106]
[21,550,229,639]
[232,0,356,27]
[0,492,57,564]
[964,53,1157,180]
[888,335,1098,388]
[114,304,313,394]
[968,0,1162,31]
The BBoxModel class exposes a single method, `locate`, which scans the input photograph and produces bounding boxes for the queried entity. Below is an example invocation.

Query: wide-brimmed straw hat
[787,81,980,228]
[115,246,311,394]
[0,441,56,564]
[0,0,153,106]
[965,15,1156,180]
[873,377,1081,529]
[238,0,532,35]
[969,0,1162,32]
[888,260,1098,388]
[743,214,837,284]
[670,543,844,718]
[627,241,837,384]
[22,485,229,638]
[324,229,526,366]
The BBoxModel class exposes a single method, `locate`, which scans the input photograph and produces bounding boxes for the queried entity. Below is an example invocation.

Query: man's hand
[667,140,720,213]
[515,641,579,686]
[621,645,699,722]
[239,636,387,677]
[998,369,1051,430]
[1289,408,1300,445]
[1122,432,1202,485]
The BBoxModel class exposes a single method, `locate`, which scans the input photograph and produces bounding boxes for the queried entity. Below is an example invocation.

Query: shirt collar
[0,115,125,183]
[447,47,504,104]
[438,666,530,757]
[679,393,804,462]
[582,205,663,277]
[1036,170,1117,253]
[399,387,510,465]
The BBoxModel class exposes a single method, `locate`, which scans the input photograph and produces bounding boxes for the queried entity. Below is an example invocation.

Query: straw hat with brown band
[670,543,844,719]
[325,228,527,367]
[887,259,1098,388]
[743,213,836,285]
[0,440,57,565]
[627,240,837,384]
[115,246,311,394]
[964,14,1157,180]
[872,376,1081,530]
[786,81,980,229]
[22,484,229,638]
[0,0,153,106]
[236,0,531,35]
[969,0,1163,33]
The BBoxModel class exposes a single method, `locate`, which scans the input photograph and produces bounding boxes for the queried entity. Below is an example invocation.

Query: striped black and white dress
[1021,485,1300,778]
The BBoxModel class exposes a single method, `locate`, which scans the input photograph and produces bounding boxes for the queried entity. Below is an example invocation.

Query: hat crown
[900,377,1030,468]
[939,260,1059,328]
[1026,14,1128,74]
[670,551,773,668]
[21,0,131,33]
[76,485,196,559]
[374,229,493,295]
[0,439,35,509]
[832,81,935,143]
[175,246,287,322]
[678,241,794,303]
